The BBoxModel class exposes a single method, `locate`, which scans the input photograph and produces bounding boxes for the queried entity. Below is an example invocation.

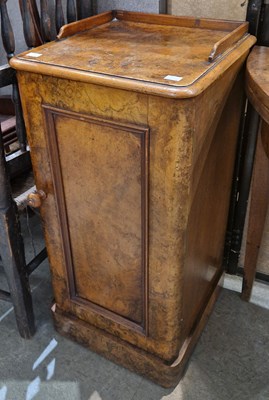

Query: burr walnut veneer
[10,11,255,387]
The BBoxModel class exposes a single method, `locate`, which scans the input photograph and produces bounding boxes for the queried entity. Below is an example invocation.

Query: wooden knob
[27,190,47,208]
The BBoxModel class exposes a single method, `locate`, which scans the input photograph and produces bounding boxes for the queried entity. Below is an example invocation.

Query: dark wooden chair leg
[241,122,269,301]
[67,0,77,22]
[12,80,27,152]
[76,0,93,20]
[0,131,35,338]
[19,0,43,48]
[0,0,91,338]
[55,0,65,34]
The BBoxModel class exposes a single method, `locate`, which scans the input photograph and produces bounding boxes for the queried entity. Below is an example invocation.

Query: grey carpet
[0,214,268,400]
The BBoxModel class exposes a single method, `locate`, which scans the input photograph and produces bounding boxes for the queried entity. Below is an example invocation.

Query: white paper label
[26,52,42,58]
[164,75,183,82]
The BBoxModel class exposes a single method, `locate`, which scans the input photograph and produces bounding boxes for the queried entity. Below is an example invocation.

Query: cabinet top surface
[11,11,255,98]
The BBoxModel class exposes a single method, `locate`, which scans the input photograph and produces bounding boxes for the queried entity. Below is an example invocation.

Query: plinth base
[52,273,223,388]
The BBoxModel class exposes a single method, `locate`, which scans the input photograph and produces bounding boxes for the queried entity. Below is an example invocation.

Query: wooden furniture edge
[241,128,269,301]
[246,70,269,126]
[114,10,243,30]
[52,271,223,388]
[242,47,269,300]
[57,10,246,45]
[59,11,249,63]
[10,36,255,100]
[57,11,114,39]
[209,23,249,62]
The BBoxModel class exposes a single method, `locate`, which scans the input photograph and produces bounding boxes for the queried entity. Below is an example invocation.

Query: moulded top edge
[10,33,256,100]
[10,11,255,98]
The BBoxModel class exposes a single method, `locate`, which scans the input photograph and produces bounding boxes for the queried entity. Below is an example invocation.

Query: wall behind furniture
[96,0,166,13]
[0,0,68,94]
[0,1,25,65]
[168,0,248,20]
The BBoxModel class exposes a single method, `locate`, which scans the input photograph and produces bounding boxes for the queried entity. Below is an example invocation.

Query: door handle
[27,189,47,208]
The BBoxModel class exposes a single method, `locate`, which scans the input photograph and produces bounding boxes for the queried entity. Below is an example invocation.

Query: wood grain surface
[246,46,269,126]
[10,11,255,98]
[241,46,269,300]
[12,11,256,386]
[43,105,149,333]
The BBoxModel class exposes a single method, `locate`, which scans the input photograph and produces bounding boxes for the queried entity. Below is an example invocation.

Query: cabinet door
[19,74,187,362]
[43,105,149,335]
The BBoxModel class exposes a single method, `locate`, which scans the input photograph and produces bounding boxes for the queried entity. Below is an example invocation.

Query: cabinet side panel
[181,65,245,341]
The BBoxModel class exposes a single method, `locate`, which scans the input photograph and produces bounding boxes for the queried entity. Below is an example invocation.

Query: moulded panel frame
[42,104,150,335]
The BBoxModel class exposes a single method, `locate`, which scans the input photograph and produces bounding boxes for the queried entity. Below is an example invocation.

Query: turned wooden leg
[242,122,269,301]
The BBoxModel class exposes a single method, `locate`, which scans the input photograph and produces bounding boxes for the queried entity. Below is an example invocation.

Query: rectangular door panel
[43,105,149,333]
